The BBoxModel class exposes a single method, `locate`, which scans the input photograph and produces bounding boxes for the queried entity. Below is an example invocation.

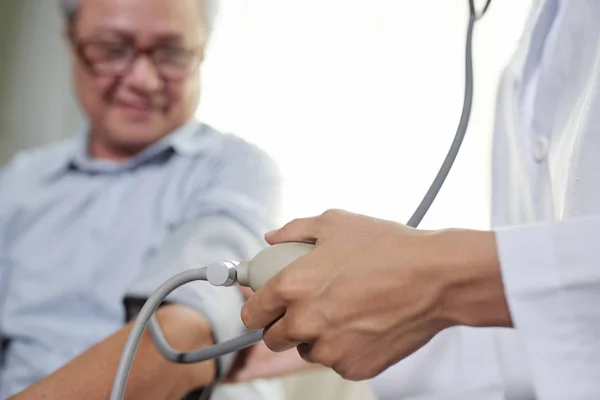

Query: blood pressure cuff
[123,281,246,376]
[122,218,254,391]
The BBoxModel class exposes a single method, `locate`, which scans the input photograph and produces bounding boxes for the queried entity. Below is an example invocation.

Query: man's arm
[9,304,216,400]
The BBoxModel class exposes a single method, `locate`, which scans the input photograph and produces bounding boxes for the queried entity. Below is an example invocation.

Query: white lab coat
[370,1,600,399]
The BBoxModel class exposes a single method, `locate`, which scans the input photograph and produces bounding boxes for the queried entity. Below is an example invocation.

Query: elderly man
[0,0,285,398]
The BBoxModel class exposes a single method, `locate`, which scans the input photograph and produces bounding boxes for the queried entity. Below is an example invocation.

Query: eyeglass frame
[67,28,204,81]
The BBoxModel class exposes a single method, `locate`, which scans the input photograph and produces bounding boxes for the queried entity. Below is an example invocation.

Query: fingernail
[265,230,277,239]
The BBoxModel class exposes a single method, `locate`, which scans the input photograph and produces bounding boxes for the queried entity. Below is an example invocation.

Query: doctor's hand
[241,209,512,381]
[224,287,322,383]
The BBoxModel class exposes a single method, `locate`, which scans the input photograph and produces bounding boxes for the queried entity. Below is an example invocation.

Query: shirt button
[532,136,549,163]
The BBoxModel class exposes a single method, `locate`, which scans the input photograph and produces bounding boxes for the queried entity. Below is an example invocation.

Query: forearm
[9,304,216,400]
[430,228,513,329]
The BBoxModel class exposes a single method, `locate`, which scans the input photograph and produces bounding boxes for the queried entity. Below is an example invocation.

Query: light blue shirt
[0,120,283,399]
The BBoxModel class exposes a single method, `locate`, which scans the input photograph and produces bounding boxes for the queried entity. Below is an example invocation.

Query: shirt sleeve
[125,142,283,379]
[0,156,20,267]
[494,216,600,400]
[0,158,19,340]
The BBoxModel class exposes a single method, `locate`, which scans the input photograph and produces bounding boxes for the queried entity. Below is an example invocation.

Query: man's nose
[123,56,164,92]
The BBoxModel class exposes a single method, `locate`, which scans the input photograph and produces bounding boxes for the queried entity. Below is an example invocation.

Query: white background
[197,0,533,230]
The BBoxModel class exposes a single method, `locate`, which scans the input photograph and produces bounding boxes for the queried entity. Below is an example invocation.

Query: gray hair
[59,0,219,36]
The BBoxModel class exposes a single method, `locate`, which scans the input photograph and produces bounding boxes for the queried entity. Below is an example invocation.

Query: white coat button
[532,136,549,163]
[513,78,520,91]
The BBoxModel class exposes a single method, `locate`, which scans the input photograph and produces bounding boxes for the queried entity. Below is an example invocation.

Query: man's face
[70,0,207,157]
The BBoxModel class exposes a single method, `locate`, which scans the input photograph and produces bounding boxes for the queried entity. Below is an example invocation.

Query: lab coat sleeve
[494,216,600,400]
[125,140,283,379]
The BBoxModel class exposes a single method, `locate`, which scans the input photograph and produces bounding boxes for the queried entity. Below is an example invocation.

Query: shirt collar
[64,118,215,174]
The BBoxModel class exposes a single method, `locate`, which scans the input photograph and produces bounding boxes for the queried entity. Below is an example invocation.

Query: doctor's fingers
[261,304,328,352]
[296,335,348,369]
[241,276,288,330]
[265,216,321,245]
[242,248,332,330]
[242,261,312,330]
[265,209,353,245]
[296,332,390,381]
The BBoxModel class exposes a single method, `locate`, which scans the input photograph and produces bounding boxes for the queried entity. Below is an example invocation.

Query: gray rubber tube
[406,1,482,228]
[148,315,263,363]
[110,267,268,400]
[109,268,209,400]
[110,1,493,397]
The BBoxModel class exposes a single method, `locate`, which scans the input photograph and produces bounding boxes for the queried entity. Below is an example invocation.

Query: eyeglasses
[74,36,202,81]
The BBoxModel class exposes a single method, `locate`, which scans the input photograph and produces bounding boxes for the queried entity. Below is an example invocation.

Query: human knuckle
[261,331,281,352]
[315,209,343,235]
[310,344,337,367]
[333,362,351,380]
[335,362,367,381]
[321,208,345,220]
[286,218,304,229]
[285,312,315,340]
[340,357,389,381]
[274,273,300,302]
